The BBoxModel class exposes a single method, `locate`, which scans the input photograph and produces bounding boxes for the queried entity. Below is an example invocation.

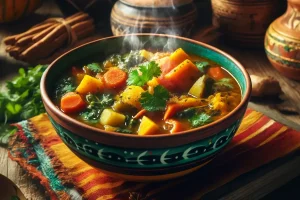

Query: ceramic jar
[211,0,283,47]
[265,0,300,80]
[110,0,197,36]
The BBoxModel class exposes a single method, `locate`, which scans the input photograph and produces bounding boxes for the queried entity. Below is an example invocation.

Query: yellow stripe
[95,183,147,200]
[72,165,93,175]
[235,111,264,135]
[257,126,288,147]
[78,173,107,187]
[225,120,275,152]
[84,180,125,197]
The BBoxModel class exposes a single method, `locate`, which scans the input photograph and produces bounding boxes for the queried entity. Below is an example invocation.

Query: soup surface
[53,48,241,135]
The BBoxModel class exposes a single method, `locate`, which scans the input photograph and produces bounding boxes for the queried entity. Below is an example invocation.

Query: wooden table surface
[0,1,300,199]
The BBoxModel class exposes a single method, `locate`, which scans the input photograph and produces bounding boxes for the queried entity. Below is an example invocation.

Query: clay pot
[265,0,300,80]
[211,0,284,48]
[110,0,197,36]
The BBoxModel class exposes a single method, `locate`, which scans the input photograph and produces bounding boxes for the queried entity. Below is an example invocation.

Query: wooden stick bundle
[4,12,95,63]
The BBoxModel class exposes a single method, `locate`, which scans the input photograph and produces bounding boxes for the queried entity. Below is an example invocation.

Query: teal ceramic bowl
[41,34,251,181]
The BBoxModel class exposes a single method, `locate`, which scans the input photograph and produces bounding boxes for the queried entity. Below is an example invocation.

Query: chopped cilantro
[86,63,103,73]
[139,85,169,111]
[127,61,161,86]
[80,93,114,122]
[213,78,233,92]
[54,77,76,100]
[189,112,212,127]
[115,128,133,134]
[195,61,210,73]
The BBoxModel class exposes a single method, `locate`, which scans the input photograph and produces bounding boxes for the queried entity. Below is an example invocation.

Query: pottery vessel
[110,0,197,36]
[41,34,251,181]
[265,0,300,80]
[211,0,284,47]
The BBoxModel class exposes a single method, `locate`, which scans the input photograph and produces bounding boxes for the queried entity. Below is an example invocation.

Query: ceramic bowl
[41,34,251,181]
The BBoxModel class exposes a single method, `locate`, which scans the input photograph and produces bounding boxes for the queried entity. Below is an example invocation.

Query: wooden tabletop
[0,1,300,199]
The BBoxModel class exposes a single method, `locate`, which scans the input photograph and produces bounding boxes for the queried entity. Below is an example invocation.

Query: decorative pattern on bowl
[49,116,241,169]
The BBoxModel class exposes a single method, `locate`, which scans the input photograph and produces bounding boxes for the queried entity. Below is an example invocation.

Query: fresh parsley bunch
[0,65,47,123]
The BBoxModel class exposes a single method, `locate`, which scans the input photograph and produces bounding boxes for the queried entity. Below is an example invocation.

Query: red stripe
[73,168,103,182]
[216,122,284,163]
[42,135,62,148]
[80,176,119,191]
[86,182,135,200]
[231,115,270,143]
[243,108,253,117]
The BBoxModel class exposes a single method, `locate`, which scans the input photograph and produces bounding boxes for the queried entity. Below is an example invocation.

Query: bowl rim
[41,33,251,141]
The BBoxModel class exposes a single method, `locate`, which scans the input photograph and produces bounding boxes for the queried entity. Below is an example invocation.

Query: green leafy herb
[0,65,47,123]
[54,77,76,100]
[0,124,17,145]
[108,50,144,71]
[86,63,103,73]
[139,85,169,111]
[125,115,138,129]
[176,107,197,118]
[127,61,161,86]
[80,93,114,122]
[213,78,233,92]
[115,128,133,134]
[189,112,212,127]
[195,61,210,73]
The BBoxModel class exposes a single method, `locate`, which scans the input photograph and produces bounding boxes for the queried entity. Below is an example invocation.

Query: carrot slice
[164,104,183,120]
[60,92,86,114]
[166,119,185,134]
[133,109,147,119]
[103,67,127,89]
[207,66,224,80]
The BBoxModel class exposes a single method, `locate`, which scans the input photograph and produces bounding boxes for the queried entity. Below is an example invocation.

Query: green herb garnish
[86,63,103,73]
[139,85,169,111]
[213,78,233,92]
[80,93,114,122]
[0,65,47,122]
[195,61,210,73]
[189,112,212,127]
[127,61,161,86]
[54,77,76,100]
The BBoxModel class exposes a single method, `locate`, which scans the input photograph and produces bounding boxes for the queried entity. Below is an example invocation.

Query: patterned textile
[8,109,300,199]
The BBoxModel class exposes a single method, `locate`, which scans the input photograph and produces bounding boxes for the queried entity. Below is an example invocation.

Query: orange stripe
[84,180,125,197]
[235,110,264,135]
[257,126,288,147]
[77,173,112,187]
[94,183,147,200]
[225,120,274,152]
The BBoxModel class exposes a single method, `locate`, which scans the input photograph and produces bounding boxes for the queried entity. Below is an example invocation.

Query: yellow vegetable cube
[120,86,144,109]
[169,48,190,66]
[188,75,207,98]
[100,109,126,126]
[76,75,104,94]
[140,50,154,60]
[138,116,160,135]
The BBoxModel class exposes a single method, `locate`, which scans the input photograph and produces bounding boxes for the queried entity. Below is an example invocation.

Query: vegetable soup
[53,48,241,135]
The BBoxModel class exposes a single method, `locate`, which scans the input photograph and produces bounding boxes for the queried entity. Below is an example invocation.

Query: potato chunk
[138,116,160,135]
[120,86,144,109]
[76,75,104,94]
[100,109,125,127]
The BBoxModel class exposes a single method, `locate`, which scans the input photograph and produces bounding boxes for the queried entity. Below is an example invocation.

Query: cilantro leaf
[80,93,114,122]
[139,85,169,111]
[195,61,210,73]
[86,63,103,73]
[115,128,133,134]
[54,77,76,100]
[189,112,212,127]
[127,61,161,86]
[213,78,233,92]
